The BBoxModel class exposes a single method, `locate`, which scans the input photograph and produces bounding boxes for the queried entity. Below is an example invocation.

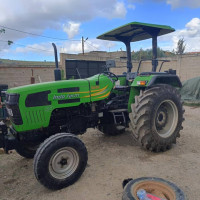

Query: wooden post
[82,36,84,55]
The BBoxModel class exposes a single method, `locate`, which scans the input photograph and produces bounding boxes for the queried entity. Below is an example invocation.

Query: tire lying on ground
[33,133,88,190]
[129,84,184,152]
[122,177,185,200]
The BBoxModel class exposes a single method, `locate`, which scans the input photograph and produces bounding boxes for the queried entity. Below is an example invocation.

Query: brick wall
[0,65,55,88]
[0,53,200,89]
[176,55,200,81]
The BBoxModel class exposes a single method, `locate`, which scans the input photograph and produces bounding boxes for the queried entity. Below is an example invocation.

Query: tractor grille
[5,93,23,125]
[24,110,46,125]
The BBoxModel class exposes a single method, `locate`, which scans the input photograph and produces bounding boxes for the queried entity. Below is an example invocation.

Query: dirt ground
[0,106,200,200]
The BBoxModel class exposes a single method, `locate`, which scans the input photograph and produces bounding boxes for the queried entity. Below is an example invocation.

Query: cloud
[95,1,126,19]
[60,39,116,53]
[173,18,200,52]
[166,0,200,9]
[0,0,127,41]
[155,0,200,8]
[112,2,127,18]
[1,38,116,58]
[63,22,80,39]
[15,43,54,56]
[128,4,136,10]
[159,18,200,52]
[0,43,51,58]
[60,41,83,54]
[4,18,200,57]
[128,0,200,8]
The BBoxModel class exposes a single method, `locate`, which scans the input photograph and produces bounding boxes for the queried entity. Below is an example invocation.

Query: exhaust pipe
[52,43,61,81]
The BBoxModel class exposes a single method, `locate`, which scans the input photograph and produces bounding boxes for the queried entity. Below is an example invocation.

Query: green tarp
[180,77,200,104]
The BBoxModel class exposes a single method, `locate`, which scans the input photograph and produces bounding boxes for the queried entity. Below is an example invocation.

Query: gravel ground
[0,106,200,200]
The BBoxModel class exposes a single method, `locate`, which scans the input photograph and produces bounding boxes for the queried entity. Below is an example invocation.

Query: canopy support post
[124,41,133,73]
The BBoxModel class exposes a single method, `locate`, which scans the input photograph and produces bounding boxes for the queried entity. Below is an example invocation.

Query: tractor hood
[6,74,113,95]
[6,74,114,132]
[7,79,87,94]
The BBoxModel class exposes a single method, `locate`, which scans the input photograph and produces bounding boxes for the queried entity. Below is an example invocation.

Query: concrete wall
[0,65,55,88]
[0,53,200,89]
[176,55,200,81]
[110,55,200,82]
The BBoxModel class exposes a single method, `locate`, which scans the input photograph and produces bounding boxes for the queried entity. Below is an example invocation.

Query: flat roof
[97,22,175,42]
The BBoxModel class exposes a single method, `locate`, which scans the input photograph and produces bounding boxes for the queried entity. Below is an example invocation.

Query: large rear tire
[33,133,88,190]
[129,84,184,152]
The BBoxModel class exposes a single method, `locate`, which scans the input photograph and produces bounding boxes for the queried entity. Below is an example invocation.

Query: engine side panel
[6,74,114,132]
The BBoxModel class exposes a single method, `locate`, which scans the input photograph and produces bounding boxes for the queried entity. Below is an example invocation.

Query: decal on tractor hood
[53,94,80,100]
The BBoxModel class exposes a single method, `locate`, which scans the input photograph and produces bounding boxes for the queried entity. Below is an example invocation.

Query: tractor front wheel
[129,84,184,152]
[33,133,88,190]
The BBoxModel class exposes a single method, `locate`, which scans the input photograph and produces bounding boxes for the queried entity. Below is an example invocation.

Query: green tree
[8,40,13,45]
[0,28,5,34]
[132,47,173,61]
[176,38,186,55]
[0,28,13,46]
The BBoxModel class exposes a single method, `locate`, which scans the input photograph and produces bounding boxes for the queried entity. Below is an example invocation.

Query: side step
[109,109,127,125]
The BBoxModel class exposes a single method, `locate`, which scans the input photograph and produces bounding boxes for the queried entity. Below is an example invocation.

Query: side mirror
[106,60,116,68]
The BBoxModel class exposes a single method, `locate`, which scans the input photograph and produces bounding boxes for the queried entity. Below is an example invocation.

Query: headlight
[6,93,19,105]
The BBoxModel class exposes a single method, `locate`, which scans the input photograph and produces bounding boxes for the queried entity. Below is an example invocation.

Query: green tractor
[0,22,184,190]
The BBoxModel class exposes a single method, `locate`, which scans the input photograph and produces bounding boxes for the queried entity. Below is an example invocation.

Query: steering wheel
[104,71,118,81]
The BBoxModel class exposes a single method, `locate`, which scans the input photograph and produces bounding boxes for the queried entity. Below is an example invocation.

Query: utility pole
[82,36,88,55]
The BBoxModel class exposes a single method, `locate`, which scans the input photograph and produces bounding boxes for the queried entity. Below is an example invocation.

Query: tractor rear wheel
[33,133,88,190]
[129,84,184,152]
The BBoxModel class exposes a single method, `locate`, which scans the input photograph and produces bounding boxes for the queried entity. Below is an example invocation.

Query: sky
[0,0,200,61]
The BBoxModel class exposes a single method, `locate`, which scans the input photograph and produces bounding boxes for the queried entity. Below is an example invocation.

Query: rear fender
[148,75,182,88]
[128,74,182,112]
[128,87,141,112]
